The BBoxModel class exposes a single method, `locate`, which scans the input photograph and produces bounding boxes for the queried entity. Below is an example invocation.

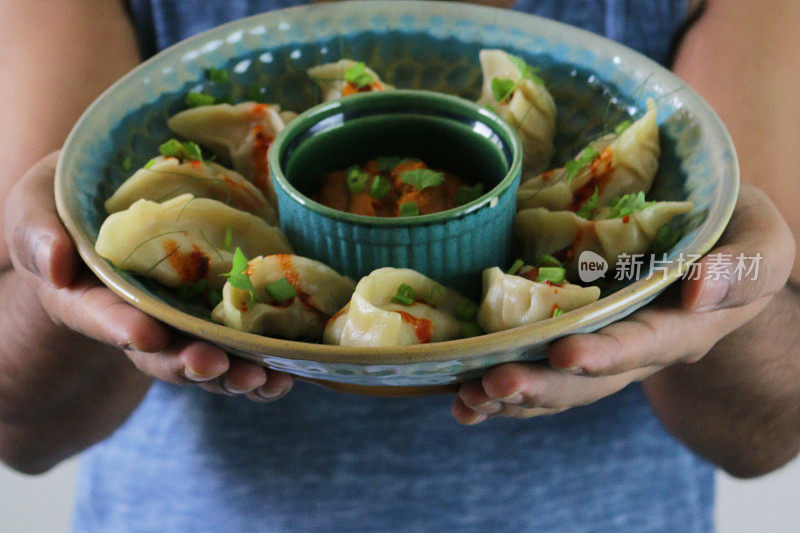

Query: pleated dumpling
[517,100,660,213]
[211,254,355,341]
[477,49,557,174]
[167,102,296,205]
[307,59,393,102]
[477,267,600,333]
[104,156,277,223]
[515,195,694,271]
[95,194,292,289]
[323,268,480,346]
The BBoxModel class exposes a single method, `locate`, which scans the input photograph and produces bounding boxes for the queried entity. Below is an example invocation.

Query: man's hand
[4,152,294,402]
[453,184,795,424]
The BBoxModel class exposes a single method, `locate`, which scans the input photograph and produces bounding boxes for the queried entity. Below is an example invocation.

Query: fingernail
[221,377,247,394]
[465,413,488,425]
[695,278,729,311]
[183,366,218,383]
[500,392,524,405]
[474,400,502,414]
[33,236,53,278]
[563,366,585,375]
[254,384,288,400]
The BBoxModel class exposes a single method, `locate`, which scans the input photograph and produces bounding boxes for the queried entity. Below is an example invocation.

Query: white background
[1,453,800,531]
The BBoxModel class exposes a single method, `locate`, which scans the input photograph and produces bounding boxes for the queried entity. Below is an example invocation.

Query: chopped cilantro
[455,300,478,322]
[400,169,444,191]
[565,147,600,182]
[265,278,297,303]
[535,267,566,284]
[507,259,524,276]
[575,187,599,219]
[390,283,415,306]
[346,166,370,194]
[344,62,374,88]
[376,156,415,173]
[508,54,545,86]
[399,202,419,217]
[185,92,215,107]
[551,306,565,317]
[207,67,229,83]
[455,183,485,206]
[369,175,391,199]
[221,247,258,304]
[606,192,653,219]
[491,77,516,103]
[460,321,483,338]
[144,157,158,169]
[614,119,632,135]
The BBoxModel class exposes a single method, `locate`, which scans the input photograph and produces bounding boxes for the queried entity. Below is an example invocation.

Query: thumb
[683,184,795,312]
[4,151,80,288]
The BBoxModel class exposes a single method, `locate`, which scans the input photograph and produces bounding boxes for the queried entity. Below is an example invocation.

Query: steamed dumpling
[307,59,393,102]
[95,194,292,288]
[211,254,355,341]
[515,198,694,271]
[323,268,478,346]
[167,102,296,206]
[517,100,659,212]
[105,156,277,223]
[477,49,557,174]
[477,267,600,333]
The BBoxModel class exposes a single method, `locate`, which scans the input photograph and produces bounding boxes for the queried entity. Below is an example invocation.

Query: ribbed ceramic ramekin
[269,90,523,292]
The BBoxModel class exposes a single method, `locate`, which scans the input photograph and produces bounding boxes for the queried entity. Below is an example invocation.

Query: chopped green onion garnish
[121,156,132,171]
[460,321,483,338]
[455,300,478,322]
[565,146,600,182]
[144,157,158,169]
[223,225,234,252]
[207,67,229,83]
[551,306,565,317]
[185,92,216,107]
[535,267,566,284]
[575,186,599,219]
[455,183,485,206]
[344,61,375,88]
[399,202,419,217]
[606,191,653,219]
[491,77,516,103]
[652,223,682,254]
[507,259,524,276]
[369,175,391,199]
[158,139,203,161]
[221,247,258,304]
[265,277,297,303]
[181,141,203,161]
[614,119,632,135]
[508,54,545,86]
[400,169,444,191]
[427,283,443,306]
[538,254,563,268]
[390,283,415,306]
[346,166,370,194]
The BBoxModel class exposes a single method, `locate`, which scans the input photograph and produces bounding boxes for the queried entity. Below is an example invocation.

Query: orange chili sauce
[315,158,468,217]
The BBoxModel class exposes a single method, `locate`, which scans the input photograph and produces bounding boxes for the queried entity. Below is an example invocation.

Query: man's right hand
[4,152,294,402]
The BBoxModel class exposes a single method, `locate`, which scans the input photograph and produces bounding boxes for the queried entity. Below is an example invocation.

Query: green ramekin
[269,90,522,293]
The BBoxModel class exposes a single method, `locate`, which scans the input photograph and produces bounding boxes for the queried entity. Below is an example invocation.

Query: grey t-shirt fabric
[75,1,713,531]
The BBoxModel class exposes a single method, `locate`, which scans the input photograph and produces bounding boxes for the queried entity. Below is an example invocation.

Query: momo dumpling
[517,100,659,213]
[105,156,276,223]
[477,266,600,333]
[515,194,694,271]
[211,254,355,341]
[307,59,393,102]
[323,268,480,347]
[167,102,297,205]
[477,49,556,174]
[95,194,292,289]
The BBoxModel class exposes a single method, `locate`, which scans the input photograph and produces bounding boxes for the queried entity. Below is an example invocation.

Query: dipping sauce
[315,157,485,217]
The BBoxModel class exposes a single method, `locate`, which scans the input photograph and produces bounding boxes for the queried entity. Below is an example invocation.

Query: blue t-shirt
[75,2,714,531]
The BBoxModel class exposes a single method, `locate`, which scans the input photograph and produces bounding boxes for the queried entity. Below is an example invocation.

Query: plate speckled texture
[55,1,738,390]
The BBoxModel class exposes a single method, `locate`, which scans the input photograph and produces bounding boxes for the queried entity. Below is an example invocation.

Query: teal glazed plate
[55,1,738,395]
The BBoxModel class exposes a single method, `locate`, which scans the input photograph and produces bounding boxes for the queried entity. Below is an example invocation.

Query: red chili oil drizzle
[394,310,433,344]
[275,254,328,322]
[251,124,274,196]
[162,239,209,283]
